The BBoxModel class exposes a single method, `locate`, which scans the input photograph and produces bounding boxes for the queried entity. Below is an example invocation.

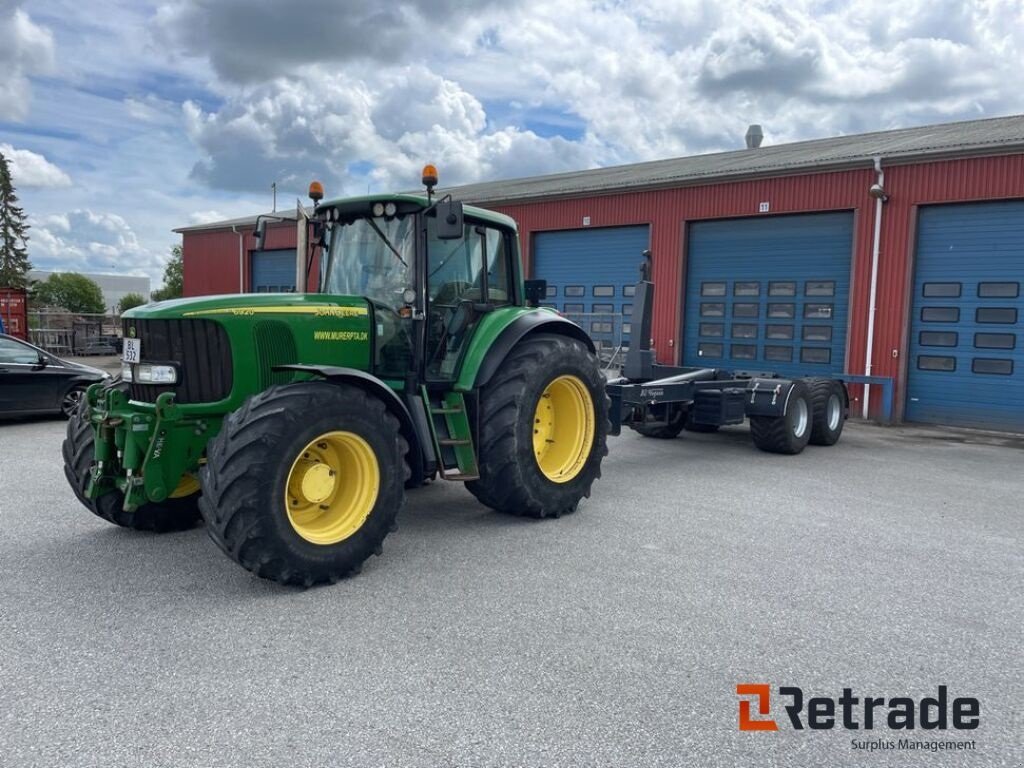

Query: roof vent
[745,124,764,149]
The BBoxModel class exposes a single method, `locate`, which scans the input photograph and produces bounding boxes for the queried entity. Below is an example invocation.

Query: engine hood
[122,293,370,321]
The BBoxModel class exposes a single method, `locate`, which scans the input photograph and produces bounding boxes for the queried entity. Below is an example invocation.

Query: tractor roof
[176,193,516,234]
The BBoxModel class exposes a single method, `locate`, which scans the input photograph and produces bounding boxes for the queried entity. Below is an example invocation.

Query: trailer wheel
[749,380,812,455]
[632,405,686,439]
[62,401,201,532]
[199,382,406,586]
[466,334,608,518]
[684,416,719,433]
[806,378,846,446]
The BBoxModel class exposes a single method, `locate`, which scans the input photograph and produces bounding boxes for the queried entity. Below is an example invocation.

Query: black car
[0,333,110,418]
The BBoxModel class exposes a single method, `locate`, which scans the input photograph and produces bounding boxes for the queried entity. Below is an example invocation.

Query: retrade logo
[737,684,778,731]
[736,685,979,732]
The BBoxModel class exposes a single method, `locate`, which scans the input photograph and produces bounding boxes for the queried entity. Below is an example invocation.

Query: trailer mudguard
[744,378,798,418]
[272,364,427,481]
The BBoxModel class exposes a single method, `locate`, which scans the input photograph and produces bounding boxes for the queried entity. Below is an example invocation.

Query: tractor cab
[310,178,521,382]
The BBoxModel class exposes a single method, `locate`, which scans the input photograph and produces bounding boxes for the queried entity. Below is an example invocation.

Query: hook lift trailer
[605,271,849,454]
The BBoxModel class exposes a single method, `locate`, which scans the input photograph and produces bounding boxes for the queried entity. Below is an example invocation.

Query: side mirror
[435,200,464,240]
[524,279,548,307]
[33,353,48,370]
[253,218,267,249]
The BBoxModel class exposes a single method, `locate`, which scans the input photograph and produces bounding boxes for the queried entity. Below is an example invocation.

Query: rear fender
[469,313,595,390]
[744,378,797,419]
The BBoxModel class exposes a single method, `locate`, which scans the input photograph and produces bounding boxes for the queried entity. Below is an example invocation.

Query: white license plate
[122,337,141,363]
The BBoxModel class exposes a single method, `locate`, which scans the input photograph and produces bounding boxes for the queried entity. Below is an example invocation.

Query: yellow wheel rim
[284,431,380,545]
[169,473,201,498]
[532,375,596,483]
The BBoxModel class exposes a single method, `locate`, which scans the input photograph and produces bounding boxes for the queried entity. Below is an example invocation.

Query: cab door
[424,220,513,379]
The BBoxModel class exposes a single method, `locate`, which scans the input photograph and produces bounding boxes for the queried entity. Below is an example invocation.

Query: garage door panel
[533,226,649,349]
[251,249,297,293]
[907,201,1024,431]
[684,212,853,378]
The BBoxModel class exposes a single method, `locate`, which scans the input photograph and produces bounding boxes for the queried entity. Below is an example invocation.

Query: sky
[2,0,1023,288]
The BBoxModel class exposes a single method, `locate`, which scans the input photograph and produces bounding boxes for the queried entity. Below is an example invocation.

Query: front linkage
[84,382,215,511]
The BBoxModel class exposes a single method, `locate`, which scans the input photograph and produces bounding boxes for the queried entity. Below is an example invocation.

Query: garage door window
[923,282,961,298]
[764,345,793,362]
[768,281,796,296]
[805,281,835,297]
[733,282,760,296]
[802,325,832,342]
[593,285,614,297]
[766,324,793,340]
[623,285,636,297]
[700,303,724,317]
[976,307,1017,324]
[801,348,831,364]
[974,333,1015,349]
[545,285,557,297]
[917,355,956,371]
[699,323,723,337]
[731,324,758,339]
[731,344,756,360]
[972,358,1013,375]
[921,306,959,323]
[592,303,614,313]
[768,303,795,319]
[732,303,759,318]
[701,282,726,296]
[698,343,722,357]
[804,303,833,319]
[565,286,585,297]
[564,303,584,313]
[978,282,1019,298]
[919,331,958,347]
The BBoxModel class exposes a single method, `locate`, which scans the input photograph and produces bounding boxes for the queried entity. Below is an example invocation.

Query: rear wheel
[466,334,608,518]
[62,402,201,531]
[749,380,812,455]
[806,378,846,446]
[199,382,406,586]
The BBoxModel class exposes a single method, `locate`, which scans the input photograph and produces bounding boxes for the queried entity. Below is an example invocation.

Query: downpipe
[863,157,884,419]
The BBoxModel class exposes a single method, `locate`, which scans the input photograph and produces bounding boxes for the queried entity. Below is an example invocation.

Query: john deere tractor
[63,167,608,585]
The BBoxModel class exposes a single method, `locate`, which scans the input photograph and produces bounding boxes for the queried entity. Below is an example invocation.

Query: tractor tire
[62,401,201,532]
[466,334,608,518]
[749,380,813,455]
[198,382,406,586]
[632,405,686,439]
[806,378,846,446]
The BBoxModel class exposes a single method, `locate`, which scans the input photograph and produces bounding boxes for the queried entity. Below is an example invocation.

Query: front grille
[253,320,297,389]
[124,318,233,404]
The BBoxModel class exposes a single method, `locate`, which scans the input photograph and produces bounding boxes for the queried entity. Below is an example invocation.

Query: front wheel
[199,382,406,586]
[466,334,609,518]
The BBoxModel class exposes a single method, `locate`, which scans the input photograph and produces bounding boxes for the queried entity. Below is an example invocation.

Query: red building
[177,115,1024,431]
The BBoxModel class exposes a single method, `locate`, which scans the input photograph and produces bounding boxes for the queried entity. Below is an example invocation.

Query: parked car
[80,340,118,356]
[0,333,110,418]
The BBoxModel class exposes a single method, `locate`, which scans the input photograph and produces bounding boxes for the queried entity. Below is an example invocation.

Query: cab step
[422,388,480,481]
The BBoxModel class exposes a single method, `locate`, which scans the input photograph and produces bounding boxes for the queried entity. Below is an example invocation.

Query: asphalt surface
[0,418,1020,768]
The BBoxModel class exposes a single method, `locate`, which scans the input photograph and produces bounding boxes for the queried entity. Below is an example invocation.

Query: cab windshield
[321,216,415,309]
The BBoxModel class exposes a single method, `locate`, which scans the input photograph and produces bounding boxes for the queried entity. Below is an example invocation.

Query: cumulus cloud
[166,0,1024,200]
[29,210,166,280]
[0,2,55,120]
[1,144,71,188]
[155,0,524,82]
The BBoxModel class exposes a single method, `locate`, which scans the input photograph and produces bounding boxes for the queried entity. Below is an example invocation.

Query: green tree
[117,292,146,314]
[0,150,32,289]
[31,272,106,314]
[151,244,183,301]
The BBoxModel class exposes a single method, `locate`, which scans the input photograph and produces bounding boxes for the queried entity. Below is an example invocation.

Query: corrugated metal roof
[177,114,1024,231]
[442,114,1024,204]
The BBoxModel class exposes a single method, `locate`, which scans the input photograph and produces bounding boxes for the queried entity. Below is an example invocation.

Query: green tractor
[63,168,609,585]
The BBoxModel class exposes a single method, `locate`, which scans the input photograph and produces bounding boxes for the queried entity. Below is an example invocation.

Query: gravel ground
[0,418,1020,768]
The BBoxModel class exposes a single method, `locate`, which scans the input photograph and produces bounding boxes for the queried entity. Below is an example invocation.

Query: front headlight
[121,362,133,382]
[135,364,178,384]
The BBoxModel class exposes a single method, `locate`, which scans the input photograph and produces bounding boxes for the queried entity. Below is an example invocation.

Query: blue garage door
[251,249,296,292]
[533,225,650,348]
[906,201,1024,431]
[684,212,853,378]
